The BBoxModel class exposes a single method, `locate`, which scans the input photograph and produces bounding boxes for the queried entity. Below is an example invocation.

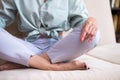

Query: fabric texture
[0,0,88,42]
[88,43,120,64]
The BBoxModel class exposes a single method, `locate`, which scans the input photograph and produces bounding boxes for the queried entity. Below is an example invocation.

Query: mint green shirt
[0,0,88,42]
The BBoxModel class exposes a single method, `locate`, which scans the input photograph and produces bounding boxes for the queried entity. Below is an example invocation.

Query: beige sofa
[0,0,120,80]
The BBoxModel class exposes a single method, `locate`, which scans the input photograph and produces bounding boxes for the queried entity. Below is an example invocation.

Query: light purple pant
[0,25,100,66]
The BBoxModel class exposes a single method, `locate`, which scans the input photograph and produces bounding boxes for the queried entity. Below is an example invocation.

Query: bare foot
[52,60,89,71]
[40,54,89,70]
[0,62,27,71]
[0,62,7,66]
[0,60,7,66]
[29,54,89,71]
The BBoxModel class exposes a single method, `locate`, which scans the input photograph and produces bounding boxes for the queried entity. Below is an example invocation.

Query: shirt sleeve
[0,0,17,28]
[68,0,89,28]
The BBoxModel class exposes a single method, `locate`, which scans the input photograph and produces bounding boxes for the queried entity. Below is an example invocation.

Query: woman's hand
[80,17,98,42]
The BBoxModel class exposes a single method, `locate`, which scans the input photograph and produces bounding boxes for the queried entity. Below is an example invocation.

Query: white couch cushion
[88,43,120,64]
[0,55,120,80]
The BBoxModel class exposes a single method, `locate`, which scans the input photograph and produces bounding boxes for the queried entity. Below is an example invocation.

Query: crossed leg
[0,24,100,71]
[29,54,88,71]
[0,54,87,71]
[28,24,100,70]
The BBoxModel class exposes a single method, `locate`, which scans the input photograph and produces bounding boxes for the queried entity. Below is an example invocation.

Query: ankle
[49,64,61,71]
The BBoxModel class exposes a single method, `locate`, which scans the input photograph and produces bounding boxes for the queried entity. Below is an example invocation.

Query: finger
[88,23,97,38]
[85,33,89,40]
[85,24,94,41]
[80,31,87,42]
[80,22,91,42]
[91,25,97,36]
[88,21,98,34]
[88,28,97,42]
[88,28,96,42]
[87,24,94,34]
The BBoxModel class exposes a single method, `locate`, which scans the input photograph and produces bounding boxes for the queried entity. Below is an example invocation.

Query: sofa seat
[88,43,120,64]
[0,54,120,80]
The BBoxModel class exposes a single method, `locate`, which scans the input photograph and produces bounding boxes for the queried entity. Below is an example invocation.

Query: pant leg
[0,28,40,66]
[47,25,100,63]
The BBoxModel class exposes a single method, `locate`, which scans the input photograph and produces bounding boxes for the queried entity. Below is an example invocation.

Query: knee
[86,30,101,51]
[0,27,7,37]
[92,30,101,47]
